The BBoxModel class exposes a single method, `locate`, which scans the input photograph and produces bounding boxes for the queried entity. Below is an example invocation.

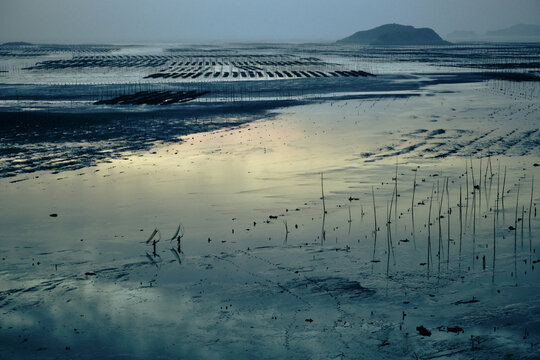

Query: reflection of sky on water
[1,81,540,358]
[1,85,539,254]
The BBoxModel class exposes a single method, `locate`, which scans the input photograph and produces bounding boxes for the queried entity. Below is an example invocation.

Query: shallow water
[1,44,540,359]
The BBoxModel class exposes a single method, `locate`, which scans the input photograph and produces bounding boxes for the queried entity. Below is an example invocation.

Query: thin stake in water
[437,178,445,274]
[492,207,496,283]
[321,172,326,214]
[479,156,483,213]
[388,186,396,265]
[521,205,525,245]
[428,183,435,276]
[395,155,398,226]
[529,176,534,230]
[514,184,520,279]
[446,177,451,268]
[465,162,469,229]
[502,166,507,204]
[496,161,500,215]
[459,184,463,264]
[412,171,417,249]
[372,185,377,234]
[470,156,475,190]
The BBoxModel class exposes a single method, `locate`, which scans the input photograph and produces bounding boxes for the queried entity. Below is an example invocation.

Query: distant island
[485,24,540,40]
[337,24,450,45]
[0,42,33,46]
[447,24,540,42]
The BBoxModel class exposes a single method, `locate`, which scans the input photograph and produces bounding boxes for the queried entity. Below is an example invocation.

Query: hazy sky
[1,0,539,43]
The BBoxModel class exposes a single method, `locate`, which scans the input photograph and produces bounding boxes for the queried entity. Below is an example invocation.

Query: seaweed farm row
[23,53,375,81]
[145,68,374,80]
[301,43,540,72]
[93,90,209,105]
[27,53,328,70]
[0,44,118,57]
[25,55,174,70]
[5,43,540,83]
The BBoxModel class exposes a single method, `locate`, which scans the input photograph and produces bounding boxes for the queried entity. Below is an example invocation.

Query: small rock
[417,325,431,336]
[454,298,479,305]
[448,326,464,333]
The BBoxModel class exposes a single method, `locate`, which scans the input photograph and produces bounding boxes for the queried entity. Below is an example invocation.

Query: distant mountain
[485,24,540,38]
[337,24,450,45]
[0,42,33,46]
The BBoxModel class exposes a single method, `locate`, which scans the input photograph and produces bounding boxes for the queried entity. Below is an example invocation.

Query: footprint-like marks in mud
[0,259,153,314]
[215,250,311,307]
[215,250,375,348]
[91,261,148,281]
[431,129,495,157]
[0,277,75,312]
[0,288,25,307]
[462,128,539,157]
[519,129,540,156]
[231,248,377,352]
[214,250,315,352]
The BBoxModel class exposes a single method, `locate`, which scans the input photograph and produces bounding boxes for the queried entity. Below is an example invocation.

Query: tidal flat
[0,43,539,359]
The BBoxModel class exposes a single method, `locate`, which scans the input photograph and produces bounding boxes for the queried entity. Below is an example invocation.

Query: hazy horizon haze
[1,0,540,44]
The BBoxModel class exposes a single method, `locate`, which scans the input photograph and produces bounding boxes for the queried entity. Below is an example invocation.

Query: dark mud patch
[287,276,375,299]
[426,129,446,139]
[0,103,282,177]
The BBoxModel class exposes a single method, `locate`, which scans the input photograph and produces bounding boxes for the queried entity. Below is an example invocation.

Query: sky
[1,0,539,44]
